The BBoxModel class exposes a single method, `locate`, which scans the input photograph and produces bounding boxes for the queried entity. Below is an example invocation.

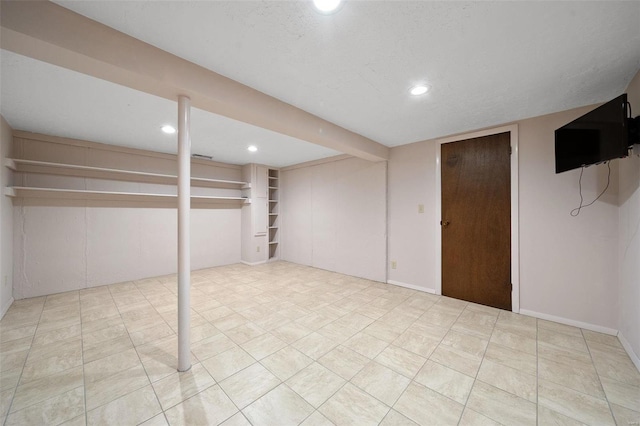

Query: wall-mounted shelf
[4,187,250,206]
[268,241,278,245]
[267,168,279,261]
[5,159,250,189]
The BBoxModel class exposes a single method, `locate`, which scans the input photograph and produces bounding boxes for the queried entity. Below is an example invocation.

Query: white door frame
[434,124,520,313]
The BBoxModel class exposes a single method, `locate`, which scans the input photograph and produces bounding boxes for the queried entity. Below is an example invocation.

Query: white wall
[11,133,242,299]
[618,70,640,366]
[281,157,387,282]
[387,141,437,291]
[388,105,620,332]
[0,116,14,317]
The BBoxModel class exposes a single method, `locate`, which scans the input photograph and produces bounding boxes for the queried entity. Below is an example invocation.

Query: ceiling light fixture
[410,85,430,96]
[248,145,258,152]
[161,125,176,134]
[313,0,343,13]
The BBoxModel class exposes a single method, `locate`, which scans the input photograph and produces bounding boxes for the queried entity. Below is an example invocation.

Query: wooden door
[441,132,511,310]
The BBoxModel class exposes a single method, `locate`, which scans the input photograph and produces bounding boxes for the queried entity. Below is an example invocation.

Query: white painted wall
[618,70,640,366]
[11,133,242,299]
[387,141,437,291]
[388,105,620,331]
[13,206,240,298]
[281,157,387,282]
[0,116,14,317]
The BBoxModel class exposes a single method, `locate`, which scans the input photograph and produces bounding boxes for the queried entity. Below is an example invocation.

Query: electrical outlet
[257,246,260,252]
[391,261,397,269]
[418,204,425,214]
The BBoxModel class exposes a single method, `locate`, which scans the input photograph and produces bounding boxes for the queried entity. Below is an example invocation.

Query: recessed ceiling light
[410,85,430,96]
[161,125,176,134]
[248,145,258,152]
[313,0,343,13]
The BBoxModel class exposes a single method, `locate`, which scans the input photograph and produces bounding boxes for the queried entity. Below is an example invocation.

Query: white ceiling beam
[0,1,389,162]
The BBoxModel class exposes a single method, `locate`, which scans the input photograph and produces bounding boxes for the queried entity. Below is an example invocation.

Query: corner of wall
[0,115,14,318]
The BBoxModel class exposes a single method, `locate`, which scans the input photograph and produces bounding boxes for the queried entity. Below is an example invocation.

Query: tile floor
[0,261,639,425]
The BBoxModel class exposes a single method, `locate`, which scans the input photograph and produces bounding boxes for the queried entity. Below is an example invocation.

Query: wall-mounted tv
[555,94,630,173]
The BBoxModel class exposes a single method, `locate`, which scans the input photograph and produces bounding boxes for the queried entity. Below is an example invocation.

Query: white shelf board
[5,158,249,189]
[4,186,250,205]
[269,226,278,229]
[268,241,279,245]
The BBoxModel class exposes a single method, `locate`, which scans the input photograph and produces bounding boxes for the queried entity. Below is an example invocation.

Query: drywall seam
[618,331,640,372]
[387,279,436,294]
[519,308,618,336]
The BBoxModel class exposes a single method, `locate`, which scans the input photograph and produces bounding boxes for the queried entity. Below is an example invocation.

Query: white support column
[177,95,191,372]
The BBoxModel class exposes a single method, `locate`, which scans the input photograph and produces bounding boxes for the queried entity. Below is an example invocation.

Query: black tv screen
[555,94,629,173]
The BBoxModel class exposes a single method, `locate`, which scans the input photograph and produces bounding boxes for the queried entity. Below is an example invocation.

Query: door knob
[440,220,450,228]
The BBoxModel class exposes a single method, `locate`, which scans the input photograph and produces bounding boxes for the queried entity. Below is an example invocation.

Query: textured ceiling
[2,1,639,166]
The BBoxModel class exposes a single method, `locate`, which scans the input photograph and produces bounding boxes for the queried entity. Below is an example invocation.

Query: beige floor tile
[374,344,426,378]
[458,408,501,426]
[477,359,537,402]
[537,379,615,425]
[414,360,474,404]
[271,322,313,344]
[537,405,586,425]
[11,366,83,413]
[539,355,605,398]
[20,344,82,384]
[152,363,216,410]
[191,332,237,362]
[82,323,128,347]
[6,386,84,426]
[243,384,314,426]
[343,332,389,359]
[611,403,640,426]
[83,335,134,364]
[538,327,589,353]
[483,342,537,376]
[538,319,583,337]
[139,413,169,426]
[600,376,640,412]
[87,385,161,426]
[213,313,249,331]
[129,322,175,347]
[317,322,359,344]
[0,323,37,343]
[85,363,150,410]
[318,345,369,381]
[189,322,220,343]
[220,412,252,426]
[0,367,22,392]
[261,346,313,381]
[429,343,483,377]
[0,388,14,420]
[394,381,463,425]
[582,329,623,349]
[32,323,81,347]
[393,330,439,358]
[201,346,256,382]
[240,332,287,360]
[489,328,537,355]
[379,409,418,425]
[293,332,339,360]
[27,337,82,362]
[225,322,266,345]
[0,349,28,374]
[590,345,640,386]
[220,363,280,408]
[286,362,345,408]
[299,410,334,426]
[84,348,141,384]
[319,383,389,426]
[199,306,235,322]
[352,361,410,406]
[362,321,403,343]
[466,381,536,426]
[59,414,86,426]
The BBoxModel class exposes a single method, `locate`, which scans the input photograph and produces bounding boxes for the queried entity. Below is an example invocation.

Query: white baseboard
[241,260,267,266]
[387,280,436,295]
[1,297,14,320]
[519,309,618,336]
[618,332,640,373]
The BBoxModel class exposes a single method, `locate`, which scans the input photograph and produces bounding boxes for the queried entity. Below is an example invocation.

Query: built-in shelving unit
[5,159,250,189]
[5,158,250,207]
[268,168,279,260]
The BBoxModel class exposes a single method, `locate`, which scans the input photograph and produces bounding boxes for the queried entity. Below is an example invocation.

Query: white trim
[281,154,353,172]
[618,332,640,372]
[387,280,436,294]
[241,260,267,266]
[519,308,618,335]
[435,124,520,312]
[1,297,14,319]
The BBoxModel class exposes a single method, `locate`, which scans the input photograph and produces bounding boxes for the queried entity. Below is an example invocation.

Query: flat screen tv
[555,94,629,173]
